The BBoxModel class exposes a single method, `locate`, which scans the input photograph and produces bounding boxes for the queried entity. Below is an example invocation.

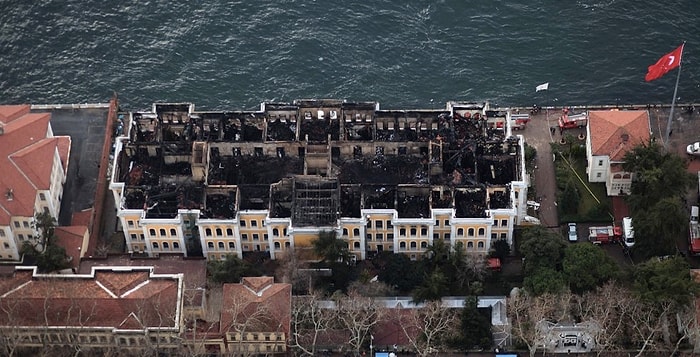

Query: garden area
[552,135,613,223]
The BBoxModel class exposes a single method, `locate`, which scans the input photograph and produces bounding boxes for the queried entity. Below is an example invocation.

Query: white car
[567,223,578,242]
[687,142,700,156]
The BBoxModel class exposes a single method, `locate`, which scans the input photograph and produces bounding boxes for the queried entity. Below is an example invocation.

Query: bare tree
[0,297,29,357]
[573,282,631,356]
[289,293,334,356]
[395,300,456,357]
[507,289,572,357]
[626,299,671,357]
[334,291,384,356]
[224,294,276,357]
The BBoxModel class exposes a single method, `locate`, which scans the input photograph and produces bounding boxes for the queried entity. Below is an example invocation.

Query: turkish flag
[645,44,684,82]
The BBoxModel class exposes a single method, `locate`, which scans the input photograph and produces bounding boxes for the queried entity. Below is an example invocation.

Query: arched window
[353,228,360,236]
[149,229,156,236]
[216,228,223,236]
[173,242,179,249]
[467,241,474,250]
[273,228,280,236]
[478,228,485,236]
[400,242,406,249]
[410,241,417,249]
[152,242,159,249]
[284,242,290,248]
[353,242,360,249]
[218,242,224,249]
[477,241,485,249]
[207,242,214,249]
[623,173,631,179]
[226,228,233,236]
[169,228,176,236]
[613,174,622,179]
[205,228,212,236]
[159,229,166,236]
[457,228,464,236]
[342,228,348,236]
[274,242,281,250]
[163,242,169,249]
[421,242,428,248]
[229,242,235,249]
[467,228,475,237]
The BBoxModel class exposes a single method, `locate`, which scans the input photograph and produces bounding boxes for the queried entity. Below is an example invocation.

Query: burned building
[110,100,528,261]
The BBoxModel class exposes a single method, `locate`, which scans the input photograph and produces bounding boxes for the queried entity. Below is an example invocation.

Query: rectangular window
[420,228,427,236]
[444,233,451,239]
[130,234,138,240]
[433,233,439,239]
[435,220,440,227]
[128,220,134,228]
[493,220,498,227]
[0,230,4,237]
[263,234,269,241]
[14,222,20,228]
[596,173,602,178]
[387,220,392,229]
[18,234,24,240]
[3,243,9,249]
[140,234,145,241]
[23,221,29,228]
[387,233,394,240]
[366,233,372,241]
[500,233,507,239]
[242,234,248,241]
[376,220,383,229]
[251,220,258,227]
[366,221,372,229]
[376,233,383,241]
[444,220,449,226]
[501,219,508,227]
[598,160,604,166]
[253,233,259,241]
[240,220,246,227]
[39,193,46,201]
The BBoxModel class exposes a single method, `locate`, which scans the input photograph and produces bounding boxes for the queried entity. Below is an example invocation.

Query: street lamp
[370,334,374,357]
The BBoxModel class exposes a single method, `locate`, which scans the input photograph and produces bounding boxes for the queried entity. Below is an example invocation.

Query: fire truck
[558,113,588,130]
[588,225,622,245]
[689,206,700,256]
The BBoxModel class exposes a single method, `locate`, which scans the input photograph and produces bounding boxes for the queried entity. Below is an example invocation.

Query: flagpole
[664,41,685,148]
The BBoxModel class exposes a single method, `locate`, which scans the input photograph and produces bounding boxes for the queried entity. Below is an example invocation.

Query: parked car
[567,223,578,242]
[687,142,700,156]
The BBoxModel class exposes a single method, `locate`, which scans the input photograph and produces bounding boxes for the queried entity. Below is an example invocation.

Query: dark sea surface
[1,0,699,111]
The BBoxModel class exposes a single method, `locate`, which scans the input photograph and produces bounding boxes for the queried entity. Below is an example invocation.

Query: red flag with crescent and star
[645,44,684,82]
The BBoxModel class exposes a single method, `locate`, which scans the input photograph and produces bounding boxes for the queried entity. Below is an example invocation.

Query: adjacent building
[0,266,185,354]
[585,110,651,196]
[109,100,529,261]
[0,105,71,261]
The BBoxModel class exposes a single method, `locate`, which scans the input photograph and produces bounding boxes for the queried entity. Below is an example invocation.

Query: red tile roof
[0,267,182,330]
[589,110,651,161]
[55,226,88,269]
[221,277,291,336]
[0,106,68,225]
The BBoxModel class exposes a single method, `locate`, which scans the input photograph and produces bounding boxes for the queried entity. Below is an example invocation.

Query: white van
[691,206,699,223]
[622,217,634,248]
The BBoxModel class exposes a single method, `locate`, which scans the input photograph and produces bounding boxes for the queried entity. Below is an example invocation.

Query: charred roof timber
[114,100,524,221]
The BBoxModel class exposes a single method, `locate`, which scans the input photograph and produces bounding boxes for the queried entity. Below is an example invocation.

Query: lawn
[552,143,613,223]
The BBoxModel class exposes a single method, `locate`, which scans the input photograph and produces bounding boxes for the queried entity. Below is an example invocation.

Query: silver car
[568,223,578,242]
[687,142,700,156]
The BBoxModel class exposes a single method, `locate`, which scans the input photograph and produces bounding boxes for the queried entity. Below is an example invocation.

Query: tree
[334,291,384,356]
[449,296,493,351]
[632,196,686,259]
[489,239,511,261]
[623,141,693,211]
[519,233,566,275]
[207,254,261,283]
[412,269,449,303]
[20,212,69,273]
[572,282,634,356]
[312,230,351,264]
[562,243,618,294]
[508,289,572,357]
[373,251,423,293]
[396,300,456,357]
[632,257,699,350]
[523,267,565,296]
[559,179,580,215]
[290,294,334,356]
